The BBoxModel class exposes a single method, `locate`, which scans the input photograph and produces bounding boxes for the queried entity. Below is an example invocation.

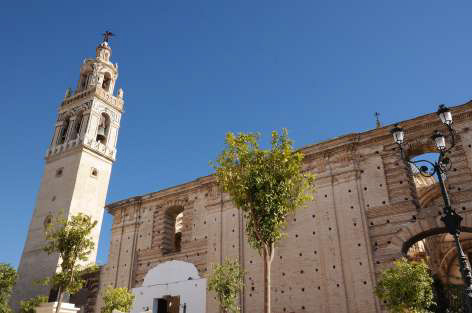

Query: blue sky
[1,0,472,267]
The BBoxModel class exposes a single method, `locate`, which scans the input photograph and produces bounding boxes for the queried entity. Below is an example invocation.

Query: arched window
[96,113,110,144]
[57,118,70,144]
[406,145,441,209]
[102,72,111,91]
[79,64,93,92]
[162,206,184,254]
[175,212,183,252]
[43,214,53,230]
[70,115,83,140]
[80,74,88,90]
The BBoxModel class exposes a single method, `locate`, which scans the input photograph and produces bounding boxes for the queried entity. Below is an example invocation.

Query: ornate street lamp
[391,104,472,313]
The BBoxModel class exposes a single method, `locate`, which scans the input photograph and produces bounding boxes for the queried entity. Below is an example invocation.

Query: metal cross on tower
[375,112,381,128]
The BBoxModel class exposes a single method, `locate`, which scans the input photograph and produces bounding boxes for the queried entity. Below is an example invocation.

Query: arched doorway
[131,261,206,313]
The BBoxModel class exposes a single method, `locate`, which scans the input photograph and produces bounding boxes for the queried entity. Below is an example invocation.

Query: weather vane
[102,31,115,43]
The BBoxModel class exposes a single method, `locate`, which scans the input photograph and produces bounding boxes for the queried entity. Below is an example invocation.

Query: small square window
[91,167,99,178]
[43,214,53,229]
[55,168,64,177]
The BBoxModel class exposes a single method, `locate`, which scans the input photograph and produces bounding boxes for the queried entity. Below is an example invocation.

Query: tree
[375,258,434,313]
[19,295,48,313]
[208,259,245,313]
[101,287,134,313]
[0,263,17,313]
[212,129,315,313]
[43,213,98,313]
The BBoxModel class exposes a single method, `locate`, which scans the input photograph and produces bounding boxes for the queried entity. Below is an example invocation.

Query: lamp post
[391,104,472,313]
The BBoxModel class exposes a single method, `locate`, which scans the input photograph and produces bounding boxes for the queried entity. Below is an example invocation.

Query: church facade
[13,38,472,313]
[96,100,472,313]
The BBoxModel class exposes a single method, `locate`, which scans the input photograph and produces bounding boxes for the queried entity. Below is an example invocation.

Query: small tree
[0,263,17,313]
[208,259,245,313]
[375,258,434,313]
[101,287,134,313]
[19,295,48,313]
[43,213,97,313]
[212,129,315,313]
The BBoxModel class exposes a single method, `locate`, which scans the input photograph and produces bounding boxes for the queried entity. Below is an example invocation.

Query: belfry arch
[96,112,110,144]
[102,72,112,91]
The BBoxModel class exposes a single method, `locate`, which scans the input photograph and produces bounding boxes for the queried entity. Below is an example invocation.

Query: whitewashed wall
[131,261,206,313]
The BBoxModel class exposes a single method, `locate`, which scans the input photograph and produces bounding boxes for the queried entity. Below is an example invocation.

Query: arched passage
[390,215,472,312]
[401,226,472,256]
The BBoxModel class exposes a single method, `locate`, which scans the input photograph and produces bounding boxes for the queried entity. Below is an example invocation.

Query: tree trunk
[55,265,75,313]
[263,244,274,313]
[54,288,63,313]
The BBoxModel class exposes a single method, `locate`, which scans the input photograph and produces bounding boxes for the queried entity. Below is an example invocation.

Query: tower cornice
[60,86,124,113]
[45,136,117,162]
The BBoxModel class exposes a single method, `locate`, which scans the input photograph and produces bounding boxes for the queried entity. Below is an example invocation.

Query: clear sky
[1,0,472,267]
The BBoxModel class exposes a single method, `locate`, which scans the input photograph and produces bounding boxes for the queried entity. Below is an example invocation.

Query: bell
[96,126,106,142]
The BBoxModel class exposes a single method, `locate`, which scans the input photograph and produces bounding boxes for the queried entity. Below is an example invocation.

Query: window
[70,115,83,140]
[96,113,110,144]
[57,118,70,144]
[406,145,441,209]
[91,167,98,178]
[175,212,183,251]
[162,206,184,254]
[55,167,64,177]
[102,72,111,91]
[80,74,88,90]
[43,214,53,230]
[79,71,93,91]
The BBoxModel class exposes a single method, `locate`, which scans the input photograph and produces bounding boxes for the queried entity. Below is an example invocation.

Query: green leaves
[101,287,134,313]
[19,295,48,313]
[0,263,17,313]
[42,212,97,294]
[208,259,244,313]
[375,258,434,313]
[212,129,315,251]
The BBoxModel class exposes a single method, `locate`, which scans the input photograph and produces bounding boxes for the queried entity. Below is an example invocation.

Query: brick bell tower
[11,34,124,310]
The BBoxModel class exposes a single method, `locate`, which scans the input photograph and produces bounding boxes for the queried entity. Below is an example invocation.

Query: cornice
[45,136,116,162]
[60,86,124,113]
[106,175,217,213]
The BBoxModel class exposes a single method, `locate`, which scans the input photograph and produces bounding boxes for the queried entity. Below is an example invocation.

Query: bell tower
[12,36,124,309]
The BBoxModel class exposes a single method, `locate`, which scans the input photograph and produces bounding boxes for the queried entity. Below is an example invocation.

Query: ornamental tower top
[75,33,120,99]
[49,33,124,162]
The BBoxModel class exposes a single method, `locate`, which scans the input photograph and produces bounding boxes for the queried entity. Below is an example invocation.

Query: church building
[12,37,472,313]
